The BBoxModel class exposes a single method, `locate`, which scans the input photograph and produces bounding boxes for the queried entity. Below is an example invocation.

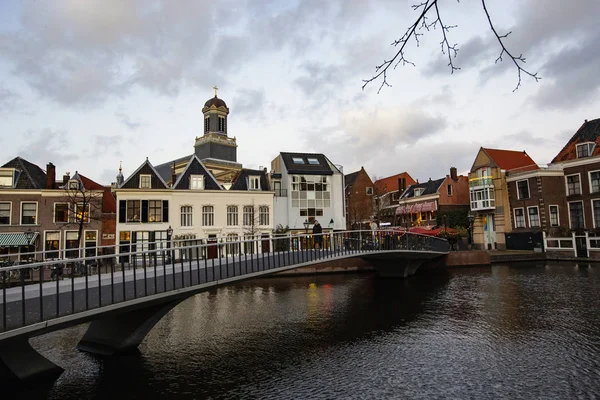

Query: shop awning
[0,232,39,247]
[396,204,414,215]
[396,201,437,215]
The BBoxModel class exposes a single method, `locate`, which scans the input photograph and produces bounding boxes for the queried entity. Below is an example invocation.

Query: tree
[60,173,104,260]
[242,202,268,254]
[363,0,540,93]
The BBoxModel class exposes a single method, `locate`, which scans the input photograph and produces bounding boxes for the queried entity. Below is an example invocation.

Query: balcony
[469,176,494,188]
[470,199,496,211]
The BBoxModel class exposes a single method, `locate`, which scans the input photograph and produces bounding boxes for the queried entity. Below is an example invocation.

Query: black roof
[1,156,47,189]
[401,178,445,199]
[172,155,222,190]
[280,152,334,175]
[231,169,270,191]
[154,154,193,184]
[120,159,168,189]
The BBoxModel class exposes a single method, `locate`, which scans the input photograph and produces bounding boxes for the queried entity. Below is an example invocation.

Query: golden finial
[119,161,122,172]
[213,85,218,97]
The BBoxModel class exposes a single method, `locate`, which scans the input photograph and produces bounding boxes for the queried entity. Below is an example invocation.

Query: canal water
[12,261,600,399]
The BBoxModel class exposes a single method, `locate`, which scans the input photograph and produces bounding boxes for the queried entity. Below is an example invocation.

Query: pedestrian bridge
[0,230,449,385]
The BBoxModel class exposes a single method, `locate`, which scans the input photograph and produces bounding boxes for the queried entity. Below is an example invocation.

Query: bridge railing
[0,230,448,334]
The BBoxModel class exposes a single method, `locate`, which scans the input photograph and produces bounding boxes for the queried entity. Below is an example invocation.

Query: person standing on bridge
[312,220,323,249]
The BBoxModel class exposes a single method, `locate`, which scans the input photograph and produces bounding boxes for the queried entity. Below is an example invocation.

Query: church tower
[193,87,242,186]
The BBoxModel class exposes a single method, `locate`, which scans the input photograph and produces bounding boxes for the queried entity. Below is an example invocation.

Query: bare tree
[242,202,267,254]
[363,0,541,93]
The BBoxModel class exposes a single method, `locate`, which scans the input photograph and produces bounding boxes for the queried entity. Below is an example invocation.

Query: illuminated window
[190,175,204,190]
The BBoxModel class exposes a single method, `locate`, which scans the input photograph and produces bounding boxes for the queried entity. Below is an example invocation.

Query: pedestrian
[312,220,323,249]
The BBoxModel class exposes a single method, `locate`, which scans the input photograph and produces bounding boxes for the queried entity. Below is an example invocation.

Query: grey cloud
[0,85,20,112]
[232,89,266,116]
[94,135,124,154]
[17,129,80,166]
[115,110,143,130]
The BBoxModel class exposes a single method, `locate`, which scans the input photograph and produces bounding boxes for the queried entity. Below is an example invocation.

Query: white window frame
[568,200,585,230]
[243,205,254,226]
[75,203,90,223]
[139,174,152,189]
[54,202,69,223]
[588,170,600,194]
[549,205,559,227]
[84,230,98,258]
[44,230,61,260]
[249,176,261,190]
[414,188,424,197]
[202,205,214,226]
[366,187,373,195]
[181,205,193,227]
[527,206,540,228]
[190,175,205,190]
[576,142,595,158]
[20,201,38,225]
[591,199,600,229]
[68,179,79,190]
[259,205,269,226]
[516,179,530,200]
[227,205,238,226]
[513,207,526,228]
[565,173,582,196]
[65,230,80,258]
[0,168,15,188]
[0,201,11,225]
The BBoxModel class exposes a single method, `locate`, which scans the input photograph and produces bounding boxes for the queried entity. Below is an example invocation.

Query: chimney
[46,162,55,189]
[62,172,70,184]
[450,167,458,181]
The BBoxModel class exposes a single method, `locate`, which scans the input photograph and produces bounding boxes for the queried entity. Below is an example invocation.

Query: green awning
[0,232,39,247]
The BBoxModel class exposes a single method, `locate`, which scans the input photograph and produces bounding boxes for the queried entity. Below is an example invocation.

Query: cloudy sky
[1,0,599,185]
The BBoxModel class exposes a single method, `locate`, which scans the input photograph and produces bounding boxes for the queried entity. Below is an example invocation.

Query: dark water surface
[14,262,600,399]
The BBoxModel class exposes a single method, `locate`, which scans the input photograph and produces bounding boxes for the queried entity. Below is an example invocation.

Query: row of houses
[0,92,347,262]
[343,118,600,255]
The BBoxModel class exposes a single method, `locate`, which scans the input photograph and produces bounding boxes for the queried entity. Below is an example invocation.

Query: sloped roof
[401,178,445,199]
[280,152,334,175]
[154,154,193,184]
[120,159,169,189]
[76,173,116,213]
[1,156,46,189]
[344,171,360,188]
[373,172,416,194]
[482,148,539,172]
[172,155,222,191]
[230,168,271,191]
[551,118,600,163]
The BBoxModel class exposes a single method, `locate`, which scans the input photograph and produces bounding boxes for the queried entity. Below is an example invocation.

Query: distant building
[344,166,374,229]
[372,172,416,225]
[270,152,346,234]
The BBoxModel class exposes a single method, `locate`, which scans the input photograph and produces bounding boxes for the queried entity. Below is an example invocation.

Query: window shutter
[142,200,149,223]
[163,200,169,222]
[119,200,126,223]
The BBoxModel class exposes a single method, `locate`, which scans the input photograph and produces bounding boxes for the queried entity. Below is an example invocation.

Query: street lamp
[303,219,310,250]
[467,212,475,249]
[24,228,35,261]
[166,225,173,263]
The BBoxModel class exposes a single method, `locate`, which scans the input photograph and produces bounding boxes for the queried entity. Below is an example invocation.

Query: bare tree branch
[363,0,540,92]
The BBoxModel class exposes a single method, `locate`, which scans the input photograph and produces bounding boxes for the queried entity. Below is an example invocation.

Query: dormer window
[190,175,204,190]
[139,174,151,188]
[0,168,15,188]
[249,176,260,190]
[68,180,79,190]
[292,157,305,164]
[414,188,424,196]
[576,142,595,158]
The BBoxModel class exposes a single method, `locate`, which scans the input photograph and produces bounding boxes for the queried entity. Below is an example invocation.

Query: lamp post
[467,212,475,250]
[24,228,35,261]
[166,225,173,263]
[303,219,310,250]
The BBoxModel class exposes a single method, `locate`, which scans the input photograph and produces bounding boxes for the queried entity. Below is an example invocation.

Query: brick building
[344,166,374,229]
[373,172,416,225]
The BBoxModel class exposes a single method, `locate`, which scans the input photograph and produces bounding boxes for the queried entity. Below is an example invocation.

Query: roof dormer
[576,142,596,158]
[0,168,15,188]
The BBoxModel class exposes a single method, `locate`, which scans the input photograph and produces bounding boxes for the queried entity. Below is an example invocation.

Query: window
[447,184,452,196]
[127,200,141,222]
[44,232,60,259]
[576,142,595,158]
[414,188,424,196]
[0,202,10,225]
[181,206,193,227]
[65,231,79,258]
[243,206,254,226]
[514,208,526,228]
[249,176,260,190]
[590,171,600,194]
[85,231,97,258]
[204,117,209,133]
[366,187,373,195]
[227,205,238,226]
[149,200,162,222]
[75,203,90,223]
[259,206,269,226]
[202,206,214,226]
[566,174,581,196]
[292,157,304,164]
[549,205,559,227]
[307,158,319,165]
[190,175,204,190]
[291,175,330,210]
[528,207,540,227]
[68,180,79,190]
[226,233,240,255]
[569,201,584,229]
[54,203,68,223]
[593,200,600,228]
[21,202,37,225]
[516,180,530,199]
[0,169,14,187]
[139,174,151,188]
[218,116,225,132]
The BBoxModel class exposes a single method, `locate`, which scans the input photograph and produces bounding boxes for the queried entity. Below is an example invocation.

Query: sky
[1,0,599,185]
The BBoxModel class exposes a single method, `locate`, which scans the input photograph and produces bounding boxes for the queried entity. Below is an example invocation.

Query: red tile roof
[373,172,416,194]
[482,148,539,172]
[79,174,116,214]
[551,118,600,163]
